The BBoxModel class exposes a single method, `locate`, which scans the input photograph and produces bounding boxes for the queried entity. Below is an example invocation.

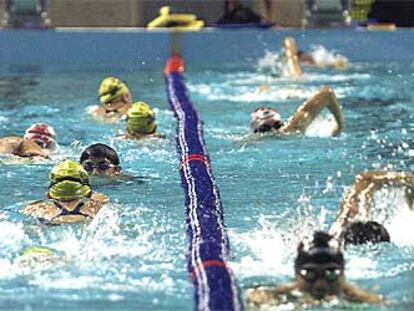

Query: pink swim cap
[24,123,57,149]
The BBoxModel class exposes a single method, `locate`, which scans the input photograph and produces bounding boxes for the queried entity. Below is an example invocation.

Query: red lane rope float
[180,154,210,170]
[191,260,228,279]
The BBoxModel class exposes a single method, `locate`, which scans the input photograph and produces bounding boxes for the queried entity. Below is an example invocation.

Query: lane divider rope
[164,55,243,311]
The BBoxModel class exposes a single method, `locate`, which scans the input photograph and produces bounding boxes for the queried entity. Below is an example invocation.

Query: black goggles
[299,267,343,283]
[255,120,283,133]
[82,159,116,172]
[100,80,128,99]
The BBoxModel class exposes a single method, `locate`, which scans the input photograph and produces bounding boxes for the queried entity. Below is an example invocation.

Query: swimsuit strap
[51,199,91,218]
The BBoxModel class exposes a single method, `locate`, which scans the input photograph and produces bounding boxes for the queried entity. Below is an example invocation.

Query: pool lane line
[165,55,243,311]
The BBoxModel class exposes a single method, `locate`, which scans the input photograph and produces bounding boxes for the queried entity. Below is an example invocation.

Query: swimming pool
[0,29,413,310]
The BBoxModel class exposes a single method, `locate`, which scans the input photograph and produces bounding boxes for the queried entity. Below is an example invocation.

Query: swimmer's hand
[246,286,280,306]
[257,84,271,94]
[246,283,297,306]
[91,192,109,204]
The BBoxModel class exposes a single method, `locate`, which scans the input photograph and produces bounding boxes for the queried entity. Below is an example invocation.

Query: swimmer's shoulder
[79,192,108,218]
[115,133,135,141]
[17,139,49,158]
[117,132,166,141]
[88,106,125,123]
[22,200,61,221]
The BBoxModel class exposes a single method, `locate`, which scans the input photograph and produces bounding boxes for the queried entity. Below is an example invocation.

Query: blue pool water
[0,29,413,310]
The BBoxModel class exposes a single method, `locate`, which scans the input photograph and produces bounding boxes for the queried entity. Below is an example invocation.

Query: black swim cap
[343,221,390,246]
[80,143,120,165]
[295,231,344,272]
[297,50,305,56]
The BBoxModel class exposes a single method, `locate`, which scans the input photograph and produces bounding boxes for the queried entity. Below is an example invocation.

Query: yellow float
[147,6,204,31]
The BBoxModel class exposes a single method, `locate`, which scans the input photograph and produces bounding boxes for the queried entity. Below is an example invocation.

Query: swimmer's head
[24,123,56,150]
[250,107,283,134]
[295,231,345,300]
[126,102,157,135]
[48,160,92,201]
[80,143,122,176]
[297,50,305,57]
[98,77,131,111]
[343,221,390,246]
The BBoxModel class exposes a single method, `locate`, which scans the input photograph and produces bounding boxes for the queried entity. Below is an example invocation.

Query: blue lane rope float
[164,55,243,311]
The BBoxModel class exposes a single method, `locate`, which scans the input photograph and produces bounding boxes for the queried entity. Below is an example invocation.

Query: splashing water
[309,45,349,69]
[370,188,414,247]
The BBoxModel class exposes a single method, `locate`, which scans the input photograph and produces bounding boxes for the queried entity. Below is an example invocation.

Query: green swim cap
[98,77,130,105]
[127,102,157,135]
[48,160,92,200]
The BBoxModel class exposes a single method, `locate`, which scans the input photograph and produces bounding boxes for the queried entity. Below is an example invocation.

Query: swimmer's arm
[335,171,414,232]
[355,171,414,208]
[343,282,384,304]
[355,171,414,189]
[282,87,345,136]
[334,172,385,232]
[283,37,302,78]
[246,283,297,306]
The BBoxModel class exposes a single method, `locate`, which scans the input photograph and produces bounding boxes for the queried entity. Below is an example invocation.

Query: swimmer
[117,102,165,140]
[92,77,133,120]
[250,86,345,137]
[285,37,348,71]
[330,171,414,246]
[80,143,123,176]
[22,160,108,225]
[246,231,383,307]
[298,49,348,70]
[0,123,56,159]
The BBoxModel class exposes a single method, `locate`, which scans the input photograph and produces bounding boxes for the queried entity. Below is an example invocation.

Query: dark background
[369,0,414,27]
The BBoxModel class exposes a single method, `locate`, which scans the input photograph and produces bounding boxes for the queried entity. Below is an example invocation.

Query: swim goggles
[254,120,284,133]
[81,159,117,172]
[299,267,343,283]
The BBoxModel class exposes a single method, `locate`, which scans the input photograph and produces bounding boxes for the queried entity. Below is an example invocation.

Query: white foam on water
[0,219,29,254]
[229,225,291,279]
[305,110,339,138]
[256,49,284,77]
[188,82,317,103]
[309,45,349,69]
[0,116,8,124]
[230,203,327,279]
[0,259,14,279]
[371,188,414,247]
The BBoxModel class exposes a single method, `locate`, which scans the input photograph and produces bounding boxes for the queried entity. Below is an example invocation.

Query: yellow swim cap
[22,246,54,257]
[49,160,92,200]
[127,102,157,135]
[98,77,130,104]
